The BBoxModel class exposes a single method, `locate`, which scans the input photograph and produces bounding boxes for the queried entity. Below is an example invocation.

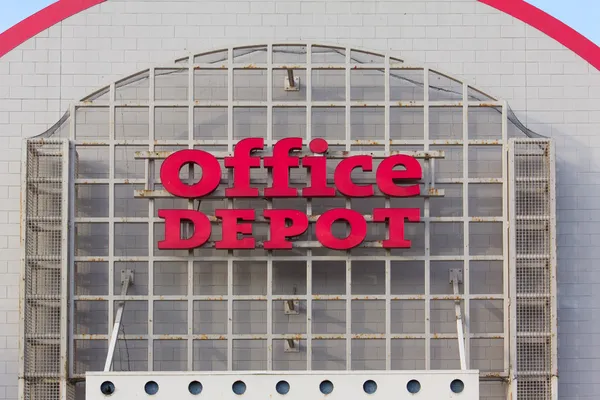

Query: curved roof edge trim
[480,0,600,71]
[0,0,106,59]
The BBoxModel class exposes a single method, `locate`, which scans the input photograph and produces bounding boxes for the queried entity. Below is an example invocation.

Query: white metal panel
[86,371,479,400]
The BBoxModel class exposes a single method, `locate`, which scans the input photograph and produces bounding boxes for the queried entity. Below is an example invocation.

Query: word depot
[158,137,422,251]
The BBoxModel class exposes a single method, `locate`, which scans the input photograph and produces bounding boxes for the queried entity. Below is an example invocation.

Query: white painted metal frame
[19,43,560,400]
[69,43,508,376]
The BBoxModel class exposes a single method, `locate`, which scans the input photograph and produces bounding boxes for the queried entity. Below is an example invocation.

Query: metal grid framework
[19,140,73,400]
[19,43,557,400]
[509,139,557,400]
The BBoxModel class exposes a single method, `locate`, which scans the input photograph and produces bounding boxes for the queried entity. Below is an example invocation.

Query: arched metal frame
[20,43,557,400]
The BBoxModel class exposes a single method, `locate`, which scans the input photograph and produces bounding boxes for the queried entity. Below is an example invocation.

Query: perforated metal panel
[509,139,557,400]
[20,139,73,400]
[20,43,558,400]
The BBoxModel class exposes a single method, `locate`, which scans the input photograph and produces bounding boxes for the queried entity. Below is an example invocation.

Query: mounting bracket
[284,69,300,91]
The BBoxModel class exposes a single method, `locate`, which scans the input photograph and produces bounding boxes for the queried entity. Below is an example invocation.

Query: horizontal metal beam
[73,139,504,147]
[134,188,445,199]
[73,294,505,301]
[135,150,445,160]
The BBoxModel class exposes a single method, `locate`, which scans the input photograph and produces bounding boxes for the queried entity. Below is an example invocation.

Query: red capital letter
[302,138,335,198]
[263,209,309,249]
[160,149,221,198]
[334,155,374,197]
[264,137,303,197]
[225,138,264,197]
[316,208,367,250]
[376,155,422,197]
[158,209,211,249]
[373,208,420,248]
[215,209,255,249]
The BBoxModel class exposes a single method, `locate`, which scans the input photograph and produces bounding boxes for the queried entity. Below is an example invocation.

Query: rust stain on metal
[81,141,107,146]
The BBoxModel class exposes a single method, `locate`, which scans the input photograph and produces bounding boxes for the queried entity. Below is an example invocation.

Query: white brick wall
[1,0,600,398]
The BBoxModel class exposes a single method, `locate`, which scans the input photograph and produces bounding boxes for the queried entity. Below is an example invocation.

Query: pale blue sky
[0,0,599,45]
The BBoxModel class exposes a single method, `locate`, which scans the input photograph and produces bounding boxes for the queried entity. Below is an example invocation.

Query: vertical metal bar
[187,57,195,372]
[60,139,70,399]
[501,101,510,376]
[461,83,471,368]
[147,69,156,370]
[423,68,431,370]
[384,54,392,371]
[227,47,234,371]
[344,47,352,370]
[266,44,274,371]
[68,111,77,380]
[549,140,558,400]
[305,43,313,371]
[18,140,28,400]
[107,83,116,375]
[508,138,518,400]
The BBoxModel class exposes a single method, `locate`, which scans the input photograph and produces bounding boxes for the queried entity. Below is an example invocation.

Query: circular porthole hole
[144,381,159,396]
[189,381,203,395]
[363,380,377,394]
[406,379,421,394]
[233,380,247,395]
[319,380,334,395]
[276,380,290,395]
[100,381,115,396]
[450,379,465,393]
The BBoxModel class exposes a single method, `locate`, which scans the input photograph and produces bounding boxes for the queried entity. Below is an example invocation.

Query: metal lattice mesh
[21,140,70,399]
[511,139,556,400]
[21,44,557,400]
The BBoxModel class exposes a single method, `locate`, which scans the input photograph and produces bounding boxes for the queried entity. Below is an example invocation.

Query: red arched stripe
[1,0,599,72]
[0,0,106,59]
[480,0,600,71]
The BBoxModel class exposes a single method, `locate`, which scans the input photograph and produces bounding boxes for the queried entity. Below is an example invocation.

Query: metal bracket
[284,339,300,353]
[284,69,300,91]
[284,300,300,315]
[121,269,134,286]
[449,268,463,284]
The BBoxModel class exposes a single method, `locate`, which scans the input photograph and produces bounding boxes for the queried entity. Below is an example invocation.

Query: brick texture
[1,0,599,399]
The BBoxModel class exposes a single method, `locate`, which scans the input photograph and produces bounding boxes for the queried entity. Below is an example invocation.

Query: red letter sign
[264,137,303,197]
[316,208,367,250]
[373,208,420,248]
[263,209,309,249]
[334,155,374,197]
[215,209,255,249]
[160,149,221,198]
[158,209,211,249]
[376,154,422,197]
[225,137,264,197]
[302,138,335,197]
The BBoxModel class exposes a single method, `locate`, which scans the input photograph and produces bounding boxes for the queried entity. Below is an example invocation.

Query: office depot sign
[158,137,422,250]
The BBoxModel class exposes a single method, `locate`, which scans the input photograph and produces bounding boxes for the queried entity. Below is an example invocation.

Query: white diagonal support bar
[104,270,134,372]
